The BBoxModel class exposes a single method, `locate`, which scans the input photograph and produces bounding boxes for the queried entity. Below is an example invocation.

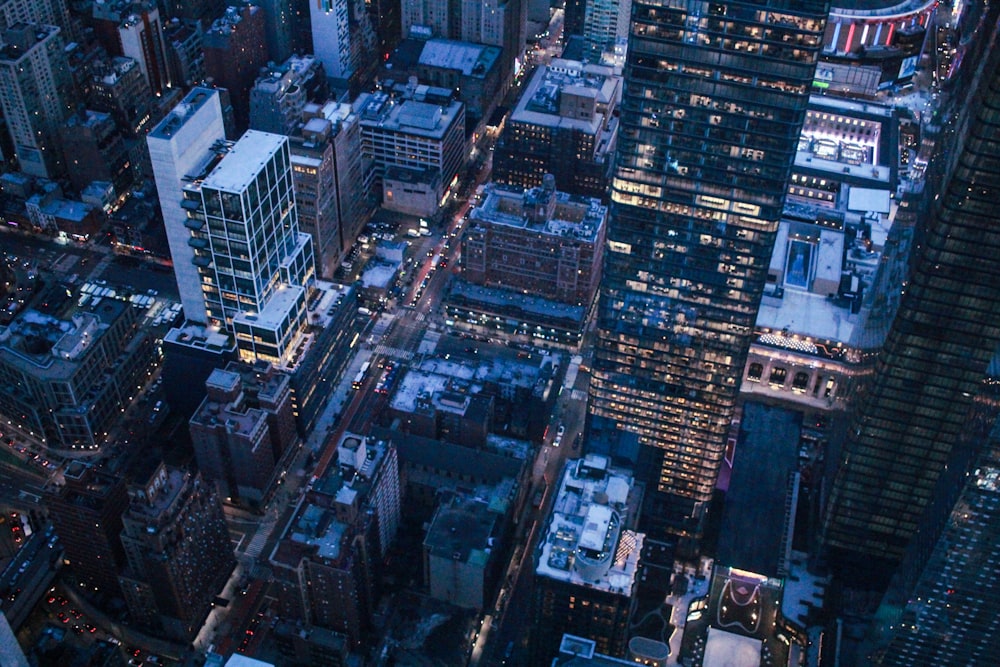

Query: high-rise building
[269,434,400,648]
[587,1,828,544]
[310,0,377,88]
[400,0,526,91]
[203,4,269,134]
[0,299,157,450]
[147,87,230,322]
[249,55,328,136]
[530,454,644,662]
[148,88,317,368]
[118,463,235,640]
[0,23,74,178]
[492,58,620,199]
[287,101,368,278]
[867,402,1000,666]
[821,4,1000,568]
[189,361,297,504]
[0,0,70,39]
[45,462,129,600]
[91,0,172,95]
[580,0,630,63]
[162,17,205,90]
[88,56,154,139]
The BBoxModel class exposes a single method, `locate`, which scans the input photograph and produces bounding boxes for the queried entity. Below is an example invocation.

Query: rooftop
[471,182,606,241]
[511,58,621,133]
[536,455,643,595]
[417,39,501,77]
[149,87,219,140]
[424,496,498,564]
[358,92,464,140]
[202,130,287,193]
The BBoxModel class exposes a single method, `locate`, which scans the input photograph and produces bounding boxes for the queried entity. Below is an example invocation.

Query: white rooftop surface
[511,60,618,134]
[234,284,305,330]
[781,551,829,627]
[702,627,763,667]
[848,187,892,214]
[419,40,489,74]
[579,503,613,551]
[361,261,398,289]
[390,365,485,413]
[204,130,285,192]
[756,288,863,343]
[225,654,275,667]
[536,455,643,594]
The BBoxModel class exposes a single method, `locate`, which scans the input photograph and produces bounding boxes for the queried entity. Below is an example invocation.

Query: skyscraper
[148,87,317,367]
[868,404,1000,666]
[0,23,74,178]
[822,4,1000,568]
[588,1,827,543]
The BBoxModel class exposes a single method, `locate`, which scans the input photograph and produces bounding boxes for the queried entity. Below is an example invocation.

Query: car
[57,612,69,623]
[85,623,97,634]
[70,608,83,619]
[557,424,566,438]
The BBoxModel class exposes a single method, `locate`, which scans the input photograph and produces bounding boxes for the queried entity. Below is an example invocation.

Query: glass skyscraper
[588,1,828,541]
[822,4,1000,568]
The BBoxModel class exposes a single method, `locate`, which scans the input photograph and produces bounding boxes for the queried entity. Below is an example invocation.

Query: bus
[352,361,371,390]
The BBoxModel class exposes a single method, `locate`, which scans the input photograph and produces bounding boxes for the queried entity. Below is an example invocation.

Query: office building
[587,1,828,544]
[88,56,154,139]
[531,454,644,662]
[822,6,1000,567]
[382,38,503,126]
[118,463,235,641]
[741,94,902,412]
[423,493,504,610]
[288,101,369,278]
[580,0,630,63]
[59,109,132,193]
[0,0,70,38]
[269,434,400,647]
[868,407,1000,665]
[162,17,205,90]
[462,176,607,306]
[159,0,225,26]
[356,90,465,199]
[203,4,269,133]
[0,299,157,450]
[189,362,297,505]
[493,58,620,199]
[0,23,74,179]
[45,462,129,600]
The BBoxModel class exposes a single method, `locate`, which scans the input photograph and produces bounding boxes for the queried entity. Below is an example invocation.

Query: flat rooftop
[536,454,643,595]
[203,130,286,192]
[149,87,219,140]
[510,58,620,134]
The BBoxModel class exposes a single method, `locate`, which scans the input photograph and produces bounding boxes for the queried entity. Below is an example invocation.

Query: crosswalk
[371,344,414,361]
[242,512,277,561]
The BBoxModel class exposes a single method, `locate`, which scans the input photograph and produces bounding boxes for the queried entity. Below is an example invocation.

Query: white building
[147,87,229,321]
[148,89,317,367]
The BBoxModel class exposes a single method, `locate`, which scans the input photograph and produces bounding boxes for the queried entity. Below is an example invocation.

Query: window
[747,363,763,382]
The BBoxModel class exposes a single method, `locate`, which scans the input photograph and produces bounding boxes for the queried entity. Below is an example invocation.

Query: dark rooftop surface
[715,402,801,578]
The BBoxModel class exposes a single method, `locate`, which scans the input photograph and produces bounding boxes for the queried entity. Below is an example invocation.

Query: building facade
[493,58,620,199]
[203,4,269,134]
[45,462,129,600]
[0,300,156,450]
[189,362,297,505]
[356,90,465,197]
[118,463,235,641]
[269,434,400,647]
[0,23,74,178]
[531,454,644,662]
[587,1,828,544]
[822,6,1000,567]
[462,177,606,306]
